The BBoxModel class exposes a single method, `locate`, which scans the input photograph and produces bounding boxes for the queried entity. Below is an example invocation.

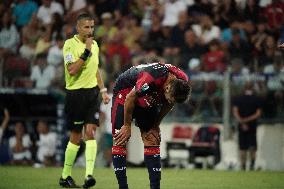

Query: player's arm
[65,38,93,75]
[124,88,137,127]
[114,88,137,146]
[154,102,174,127]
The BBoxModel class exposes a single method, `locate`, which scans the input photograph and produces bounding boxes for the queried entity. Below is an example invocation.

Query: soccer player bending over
[111,62,191,189]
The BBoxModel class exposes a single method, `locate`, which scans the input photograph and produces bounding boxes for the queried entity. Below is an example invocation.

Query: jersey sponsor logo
[65,54,73,62]
[141,83,149,92]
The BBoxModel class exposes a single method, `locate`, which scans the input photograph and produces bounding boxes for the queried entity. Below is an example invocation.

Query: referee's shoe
[59,176,81,188]
[82,175,96,188]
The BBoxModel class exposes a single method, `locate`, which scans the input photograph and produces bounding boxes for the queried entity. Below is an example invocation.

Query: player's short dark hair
[77,13,93,22]
[170,79,191,103]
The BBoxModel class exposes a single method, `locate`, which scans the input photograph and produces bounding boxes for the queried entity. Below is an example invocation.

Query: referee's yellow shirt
[63,35,99,90]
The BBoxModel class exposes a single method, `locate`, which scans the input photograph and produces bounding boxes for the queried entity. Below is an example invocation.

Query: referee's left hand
[102,92,110,104]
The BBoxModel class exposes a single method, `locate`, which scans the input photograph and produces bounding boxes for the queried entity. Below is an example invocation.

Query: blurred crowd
[0,108,58,166]
[0,0,284,120]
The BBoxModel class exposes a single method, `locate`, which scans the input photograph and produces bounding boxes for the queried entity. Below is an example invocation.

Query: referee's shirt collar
[74,35,84,44]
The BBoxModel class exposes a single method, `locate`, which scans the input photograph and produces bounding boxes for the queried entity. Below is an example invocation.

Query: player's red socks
[112,146,128,189]
[144,146,161,189]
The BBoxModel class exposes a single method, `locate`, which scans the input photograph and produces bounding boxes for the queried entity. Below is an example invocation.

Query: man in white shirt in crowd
[35,120,57,166]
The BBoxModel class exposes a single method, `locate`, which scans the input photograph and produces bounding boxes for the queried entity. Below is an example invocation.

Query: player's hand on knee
[114,125,131,146]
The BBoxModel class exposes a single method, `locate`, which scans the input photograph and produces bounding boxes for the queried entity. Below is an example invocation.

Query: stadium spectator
[34,25,52,55]
[169,11,190,49]
[257,35,280,70]
[0,12,20,56]
[202,39,226,73]
[59,13,110,188]
[12,0,38,29]
[228,29,252,64]
[9,121,32,165]
[161,0,187,27]
[50,13,65,42]
[145,13,167,55]
[187,0,213,18]
[122,15,145,50]
[19,14,42,60]
[99,83,114,167]
[0,108,10,143]
[95,12,118,53]
[35,120,57,166]
[64,0,87,23]
[262,0,284,31]
[232,81,262,170]
[30,53,55,89]
[192,14,221,45]
[251,20,269,52]
[47,34,64,67]
[106,31,131,80]
[221,19,247,44]
[180,29,206,70]
[111,62,191,189]
[212,0,240,29]
[36,0,64,25]
[243,0,261,23]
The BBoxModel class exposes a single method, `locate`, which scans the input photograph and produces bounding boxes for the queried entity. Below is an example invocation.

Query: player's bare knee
[142,129,161,146]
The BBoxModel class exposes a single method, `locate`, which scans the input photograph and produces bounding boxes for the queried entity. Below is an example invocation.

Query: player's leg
[112,96,129,189]
[136,107,161,189]
[141,127,161,189]
[60,89,85,188]
[82,87,100,188]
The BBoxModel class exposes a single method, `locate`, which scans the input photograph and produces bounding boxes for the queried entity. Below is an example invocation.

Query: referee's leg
[83,123,98,188]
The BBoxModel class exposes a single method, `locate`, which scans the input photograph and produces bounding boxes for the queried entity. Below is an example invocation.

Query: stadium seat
[188,125,221,169]
[3,56,30,86]
[166,125,193,168]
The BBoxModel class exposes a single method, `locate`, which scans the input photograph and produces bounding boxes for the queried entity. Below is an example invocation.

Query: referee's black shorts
[65,86,100,132]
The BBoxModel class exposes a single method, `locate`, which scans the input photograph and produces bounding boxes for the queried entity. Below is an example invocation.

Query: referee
[59,13,110,188]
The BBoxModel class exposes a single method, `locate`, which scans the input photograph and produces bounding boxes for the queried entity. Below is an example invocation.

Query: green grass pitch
[0,166,283,189]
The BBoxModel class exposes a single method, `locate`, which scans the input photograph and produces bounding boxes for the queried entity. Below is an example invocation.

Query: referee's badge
[65,54,73,62]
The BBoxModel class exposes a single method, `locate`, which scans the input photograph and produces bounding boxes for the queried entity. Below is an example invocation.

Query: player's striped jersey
[113,62,188,108]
